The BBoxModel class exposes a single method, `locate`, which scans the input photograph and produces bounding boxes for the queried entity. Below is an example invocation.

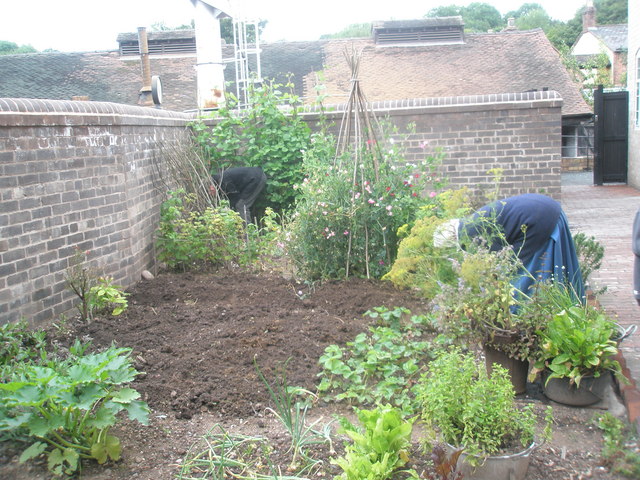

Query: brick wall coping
[0,98,196,127]
[300,90,563,116]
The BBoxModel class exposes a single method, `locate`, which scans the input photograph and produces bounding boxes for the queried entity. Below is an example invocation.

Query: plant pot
[445,441,537,480]
[542,370,609,406]
[611,323,637,345]
[484,344,529,395]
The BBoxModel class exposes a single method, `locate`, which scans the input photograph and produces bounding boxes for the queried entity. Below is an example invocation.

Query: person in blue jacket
[434,193,585,300]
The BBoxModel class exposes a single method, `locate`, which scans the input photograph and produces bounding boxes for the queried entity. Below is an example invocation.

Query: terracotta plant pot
[542,370,609,406]
[484,344,529,395]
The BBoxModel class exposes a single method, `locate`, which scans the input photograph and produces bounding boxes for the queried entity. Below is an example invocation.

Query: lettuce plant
[331,404,414,480]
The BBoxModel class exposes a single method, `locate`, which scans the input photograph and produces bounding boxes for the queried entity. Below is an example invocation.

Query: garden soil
[0,270,630,479]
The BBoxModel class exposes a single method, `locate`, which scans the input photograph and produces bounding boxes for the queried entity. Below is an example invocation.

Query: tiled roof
[0,27,590,116]
[0,51,198,111]
[588,24,628,52]
[310,29,591,116]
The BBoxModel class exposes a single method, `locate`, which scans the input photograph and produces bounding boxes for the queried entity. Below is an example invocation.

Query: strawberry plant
[0,340,149,476]
[317,307,436,414]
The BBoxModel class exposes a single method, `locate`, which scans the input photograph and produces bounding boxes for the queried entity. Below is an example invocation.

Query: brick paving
[561,175,640,428]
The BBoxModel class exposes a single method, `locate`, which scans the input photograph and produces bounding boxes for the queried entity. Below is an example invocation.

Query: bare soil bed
[0,270,627,479]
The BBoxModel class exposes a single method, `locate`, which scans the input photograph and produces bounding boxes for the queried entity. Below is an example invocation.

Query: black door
[594,85,628,184]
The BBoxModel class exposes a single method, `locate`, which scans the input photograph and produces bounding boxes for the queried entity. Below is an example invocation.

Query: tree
[220,18,267,44]
[513,7,554,31]
[426,3,502,32]
[504,3,547,20]
[463,2,503,32]
[594,0,627,24]
[426,6,462,17]
[320,23,371,39]
[0,40,37,55]
[151,18,267,45]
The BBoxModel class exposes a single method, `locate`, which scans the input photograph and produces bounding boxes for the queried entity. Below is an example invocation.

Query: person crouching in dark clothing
[211,167,267,224]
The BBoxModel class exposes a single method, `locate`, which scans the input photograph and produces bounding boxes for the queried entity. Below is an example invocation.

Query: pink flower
[368,199,375,204]
[344,230,349,235]
[429,191,437,198]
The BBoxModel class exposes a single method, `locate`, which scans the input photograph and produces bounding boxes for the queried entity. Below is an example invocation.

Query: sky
[1,0,589,53]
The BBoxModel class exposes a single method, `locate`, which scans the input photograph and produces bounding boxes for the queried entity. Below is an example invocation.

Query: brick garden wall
[303,90,563,201]
[0,99,194,325]
[0,90,561,325]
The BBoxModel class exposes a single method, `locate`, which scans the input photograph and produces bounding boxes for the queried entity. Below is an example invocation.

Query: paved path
[561,173,640,427]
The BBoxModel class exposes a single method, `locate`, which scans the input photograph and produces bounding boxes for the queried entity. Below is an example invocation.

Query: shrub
[573,232,605,289]
[156,190,248,271]
[382,188,473,298]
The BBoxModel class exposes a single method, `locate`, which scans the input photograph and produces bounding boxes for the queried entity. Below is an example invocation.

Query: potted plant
[415,348,552,480]
[434,243,540,393]
[528,285,627,406]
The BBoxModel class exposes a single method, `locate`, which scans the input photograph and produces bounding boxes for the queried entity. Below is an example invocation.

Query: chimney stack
[137,27,153,106]
[582,0,596,33]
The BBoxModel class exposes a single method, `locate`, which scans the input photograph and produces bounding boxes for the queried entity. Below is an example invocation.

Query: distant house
[0,16,592,166]
[571,0,628,87]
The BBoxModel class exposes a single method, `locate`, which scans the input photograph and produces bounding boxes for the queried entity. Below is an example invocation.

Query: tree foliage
[151,18,267,45]
[0,40,36,55]
[320,23,371,39]
[427,3,502,32]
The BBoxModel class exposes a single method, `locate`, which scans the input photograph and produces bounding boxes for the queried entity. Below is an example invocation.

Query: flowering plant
[288,126,446,280]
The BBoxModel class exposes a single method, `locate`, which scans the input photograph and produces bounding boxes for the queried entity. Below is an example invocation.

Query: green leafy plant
[415,348,552,462]
[0,340,149,476]
[317,307,436,414]
[191,77,312,215]
[89,276,129,317]
[595,412,640,478]
[530,302,625,387]
[0,321,46,373]
[331,404,414,480]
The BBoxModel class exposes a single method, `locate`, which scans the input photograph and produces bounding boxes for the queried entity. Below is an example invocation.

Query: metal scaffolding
[229,15,262,109]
